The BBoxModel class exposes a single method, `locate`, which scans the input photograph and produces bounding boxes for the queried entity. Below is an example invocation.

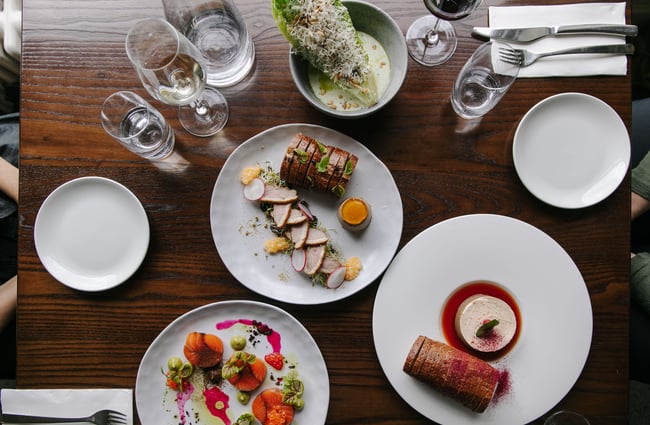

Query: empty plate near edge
[513,92,629,209]
[34,176,149,291]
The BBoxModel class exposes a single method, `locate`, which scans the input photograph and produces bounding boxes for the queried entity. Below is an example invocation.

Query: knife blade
[472,24,638,42]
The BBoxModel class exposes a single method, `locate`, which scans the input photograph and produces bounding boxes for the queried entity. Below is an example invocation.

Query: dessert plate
[210,123,402,304]
[34,176,149,291]
[513,92,629,209]
[373,214,592,425]
[135,300,329,425]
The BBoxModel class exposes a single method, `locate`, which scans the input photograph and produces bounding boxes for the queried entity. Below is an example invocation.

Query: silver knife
[472,24,638,42]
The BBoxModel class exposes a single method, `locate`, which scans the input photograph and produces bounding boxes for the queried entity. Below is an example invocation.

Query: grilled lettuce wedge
[272,0,379,107]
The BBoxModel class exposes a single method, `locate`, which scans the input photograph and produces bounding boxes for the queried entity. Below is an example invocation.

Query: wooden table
[17,0,632,424]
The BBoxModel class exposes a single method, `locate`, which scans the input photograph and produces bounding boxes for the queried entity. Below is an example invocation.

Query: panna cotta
[454,294,517,353]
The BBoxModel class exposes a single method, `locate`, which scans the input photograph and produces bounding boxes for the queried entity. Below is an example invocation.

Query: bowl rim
[288,0,408,119]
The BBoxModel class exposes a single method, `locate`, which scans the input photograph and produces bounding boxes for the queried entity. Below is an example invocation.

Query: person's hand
[0,156,18,203]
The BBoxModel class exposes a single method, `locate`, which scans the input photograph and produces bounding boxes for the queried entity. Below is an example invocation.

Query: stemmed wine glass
[126,18,228,137]
[406,0,483,66]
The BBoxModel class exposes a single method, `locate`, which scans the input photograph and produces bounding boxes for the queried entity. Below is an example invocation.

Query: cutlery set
[472,23,638,67]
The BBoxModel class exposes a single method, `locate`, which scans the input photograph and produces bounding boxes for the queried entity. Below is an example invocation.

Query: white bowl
[289,0,408,119]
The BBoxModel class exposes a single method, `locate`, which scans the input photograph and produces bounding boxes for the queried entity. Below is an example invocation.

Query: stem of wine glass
[424,18,442,47]
[191,98,209,117]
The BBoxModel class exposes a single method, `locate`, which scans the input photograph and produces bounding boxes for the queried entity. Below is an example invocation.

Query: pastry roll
[403,336,499,413]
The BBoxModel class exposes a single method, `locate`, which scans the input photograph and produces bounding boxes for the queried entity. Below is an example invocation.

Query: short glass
[163,0,255,87]
[100,91,175,160]
[544,410,590,425]
[450,41,519,119]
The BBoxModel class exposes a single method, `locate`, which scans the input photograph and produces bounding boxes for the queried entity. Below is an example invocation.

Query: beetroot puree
[441,281,521,361]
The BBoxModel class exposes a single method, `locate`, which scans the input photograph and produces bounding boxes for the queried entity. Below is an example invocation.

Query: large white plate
[34,176,149,291]
[135,300,329,425]
[513,92,629,209]
[373,214,592,425]
[210,123,402,304]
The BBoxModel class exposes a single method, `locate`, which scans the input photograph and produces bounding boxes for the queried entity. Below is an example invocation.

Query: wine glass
[406,0,483,66]
[125,18,228,137]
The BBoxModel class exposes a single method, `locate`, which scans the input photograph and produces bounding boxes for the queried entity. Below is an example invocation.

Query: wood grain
[18,1,631,424]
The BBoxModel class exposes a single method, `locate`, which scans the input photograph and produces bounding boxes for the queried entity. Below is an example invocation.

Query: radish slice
[298,202,315,221]
[325,266,347,289]
[243,178,265,201]
[291,249,306,272]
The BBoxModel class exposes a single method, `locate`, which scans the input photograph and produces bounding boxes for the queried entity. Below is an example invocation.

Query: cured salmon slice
[183,332,224,368]
[225,353,268,392]
[252,388,295,425]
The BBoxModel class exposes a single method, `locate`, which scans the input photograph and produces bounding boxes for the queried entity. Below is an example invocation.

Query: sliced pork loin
[305,227,328,246]
[260,185,299,204]
[280,133,358,197]
[271,203,292,228]
[286,208,308,226]
[287,220,309,249]
[318,255,342,274]
[303,245,327,275]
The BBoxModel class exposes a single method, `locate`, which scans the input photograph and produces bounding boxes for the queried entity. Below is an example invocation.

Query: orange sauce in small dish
[338,197,371,231]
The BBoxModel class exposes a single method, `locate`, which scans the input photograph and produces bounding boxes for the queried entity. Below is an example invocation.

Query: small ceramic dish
[288,0,408,119]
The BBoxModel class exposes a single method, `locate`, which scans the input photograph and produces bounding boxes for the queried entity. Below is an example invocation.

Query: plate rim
[33,175,150,292]
[512,92,630,209]
[372,213,593,424]
[135,299,330,425]
[209,122,403,305]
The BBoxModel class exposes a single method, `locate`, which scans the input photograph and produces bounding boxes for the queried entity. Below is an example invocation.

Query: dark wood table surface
[17,0,632,424]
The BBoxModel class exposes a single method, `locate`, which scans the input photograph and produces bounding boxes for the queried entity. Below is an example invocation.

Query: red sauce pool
[441,281,521,361]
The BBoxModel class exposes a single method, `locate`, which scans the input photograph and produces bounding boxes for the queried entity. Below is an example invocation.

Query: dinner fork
[497,43,635,67]
[0,409,127,425]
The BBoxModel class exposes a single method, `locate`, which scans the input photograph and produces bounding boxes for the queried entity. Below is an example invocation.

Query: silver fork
[498,43,635,67]
[0,409,127,425]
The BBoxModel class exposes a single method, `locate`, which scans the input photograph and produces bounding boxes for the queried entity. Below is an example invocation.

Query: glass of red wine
[406,0,483,66]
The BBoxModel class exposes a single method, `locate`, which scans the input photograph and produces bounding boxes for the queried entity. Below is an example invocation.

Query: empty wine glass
[406,0,483,66]
[126,18,228,137]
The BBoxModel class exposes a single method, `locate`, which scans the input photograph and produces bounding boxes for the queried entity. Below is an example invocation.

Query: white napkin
[488,2,628,78]
[1,389,133,425]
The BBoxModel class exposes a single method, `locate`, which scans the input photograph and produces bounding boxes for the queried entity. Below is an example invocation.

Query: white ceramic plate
[513,92,629,209]
[373,214,592,425]
[135,300,329,425]
[34,176,149,291]
[210,123,402,304]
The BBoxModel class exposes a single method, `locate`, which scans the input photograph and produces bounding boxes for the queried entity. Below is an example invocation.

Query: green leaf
[316,156,329,173]
[476,319,500,337]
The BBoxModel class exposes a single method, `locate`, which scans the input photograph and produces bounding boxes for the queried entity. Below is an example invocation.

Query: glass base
[178,87,229,137]
[406,15,457,66]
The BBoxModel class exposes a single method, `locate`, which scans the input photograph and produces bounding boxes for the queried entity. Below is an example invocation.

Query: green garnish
[476,319,499,337]
[315,139,327,154]
[331,184,345,198]
[294,149,309,164]
[316,156,329,173]
[343,159,355,175]
[282,370,305,410]
[222,351,256,379]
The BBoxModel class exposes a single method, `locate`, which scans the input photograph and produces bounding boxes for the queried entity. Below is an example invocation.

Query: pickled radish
[243,178,265,201]
[325,266,346,289]
[291,249,306,272]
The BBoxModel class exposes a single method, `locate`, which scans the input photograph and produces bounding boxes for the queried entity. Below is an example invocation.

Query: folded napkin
[488,2,628,78]
[1,389,133,425]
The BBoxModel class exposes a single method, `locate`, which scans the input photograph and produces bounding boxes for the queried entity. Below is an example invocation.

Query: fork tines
[107,411,128,425]
[497,47,523,65]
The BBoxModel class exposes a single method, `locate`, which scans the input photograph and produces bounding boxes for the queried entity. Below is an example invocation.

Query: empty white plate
[34,176,149,291]
[513,92,630,209]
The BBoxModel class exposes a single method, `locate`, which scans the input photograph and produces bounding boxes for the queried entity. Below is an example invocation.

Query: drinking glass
[100,91,175,160]
[162,0,255,87]
[544,410,590,425]
[450,41,519,119]
[126,18,228,137]
[406,0,483,66]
